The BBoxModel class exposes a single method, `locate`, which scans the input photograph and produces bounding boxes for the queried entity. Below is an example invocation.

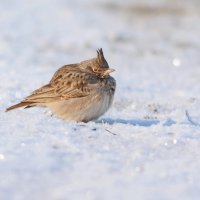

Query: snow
[1,0,200,199]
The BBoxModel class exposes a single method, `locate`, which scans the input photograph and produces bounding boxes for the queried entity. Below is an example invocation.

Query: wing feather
[25,66,98,103]
[6,65,99,111]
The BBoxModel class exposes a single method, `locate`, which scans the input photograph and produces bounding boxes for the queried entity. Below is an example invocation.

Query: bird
[6,48,116,122]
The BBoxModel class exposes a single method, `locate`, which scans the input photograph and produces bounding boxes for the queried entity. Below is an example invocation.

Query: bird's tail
[6,84,57,112]
[5,102,34,112]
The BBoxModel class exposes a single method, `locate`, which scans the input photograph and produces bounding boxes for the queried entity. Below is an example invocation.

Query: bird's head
[80,48,115,78]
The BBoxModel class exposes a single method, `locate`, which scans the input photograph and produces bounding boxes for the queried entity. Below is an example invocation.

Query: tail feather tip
[5,102,30,112]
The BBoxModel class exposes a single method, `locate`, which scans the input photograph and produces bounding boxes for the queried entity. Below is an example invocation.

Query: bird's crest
[97,48,109,68]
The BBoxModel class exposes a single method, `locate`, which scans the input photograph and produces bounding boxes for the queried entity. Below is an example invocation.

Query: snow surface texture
[1,0,200,200]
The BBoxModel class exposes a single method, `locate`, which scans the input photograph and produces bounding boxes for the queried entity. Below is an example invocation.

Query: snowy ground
[1,0,200,199]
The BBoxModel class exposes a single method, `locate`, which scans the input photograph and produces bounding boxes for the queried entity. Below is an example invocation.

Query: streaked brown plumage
[6,48,116,122]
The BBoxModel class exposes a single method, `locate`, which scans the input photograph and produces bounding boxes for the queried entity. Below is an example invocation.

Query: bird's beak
[105,68,115,75]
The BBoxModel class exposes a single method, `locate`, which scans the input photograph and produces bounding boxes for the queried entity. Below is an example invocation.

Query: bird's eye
[89,66,97,73]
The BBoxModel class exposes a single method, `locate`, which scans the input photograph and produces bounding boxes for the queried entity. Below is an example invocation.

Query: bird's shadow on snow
[97,118,176,127]
[97,118,159,127]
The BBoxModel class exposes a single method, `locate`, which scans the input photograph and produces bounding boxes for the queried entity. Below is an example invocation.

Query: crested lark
[6,49,116,122]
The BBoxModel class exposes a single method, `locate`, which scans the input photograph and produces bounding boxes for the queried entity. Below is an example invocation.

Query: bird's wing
[50,64,77,83]
[51,69,98,99]
[23,68,99,103]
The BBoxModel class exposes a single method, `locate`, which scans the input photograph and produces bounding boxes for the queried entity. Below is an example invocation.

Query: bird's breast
[99,76,116,94]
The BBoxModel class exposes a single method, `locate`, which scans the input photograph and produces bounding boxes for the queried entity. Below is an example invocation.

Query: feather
[6,102,34,112]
